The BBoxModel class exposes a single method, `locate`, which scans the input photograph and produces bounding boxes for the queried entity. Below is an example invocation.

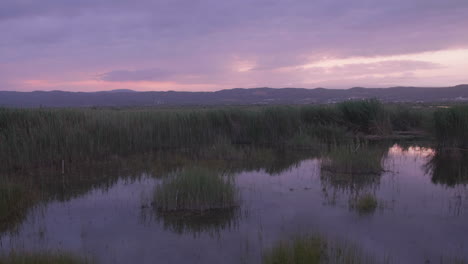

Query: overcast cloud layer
[1,0,468,91]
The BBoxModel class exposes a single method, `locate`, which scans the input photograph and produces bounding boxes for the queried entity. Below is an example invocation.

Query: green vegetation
[352,193,378,214]
[262,234,383,264]
[320,144,386,207]
[0,102,466,172]
[0,181,37,233]
[152,167,240,235]
[387,105,429,131]
[434,105,468,148]
[0,252,90,264]
[153,167,238,212]
[321,143,386,176]
[0,106,343,171]
[338,99,391,134]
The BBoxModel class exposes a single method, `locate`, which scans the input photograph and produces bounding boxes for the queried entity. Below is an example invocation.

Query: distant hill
[1,85,468,107]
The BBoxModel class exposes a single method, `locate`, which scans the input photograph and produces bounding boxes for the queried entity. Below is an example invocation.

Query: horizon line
[1,84,467,93]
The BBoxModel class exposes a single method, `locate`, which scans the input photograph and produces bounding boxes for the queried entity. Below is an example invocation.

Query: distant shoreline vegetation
[0,100,466,172]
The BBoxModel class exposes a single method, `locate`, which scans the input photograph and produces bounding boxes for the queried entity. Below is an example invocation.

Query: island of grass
[352,193,379,215]
[153,167,239,213]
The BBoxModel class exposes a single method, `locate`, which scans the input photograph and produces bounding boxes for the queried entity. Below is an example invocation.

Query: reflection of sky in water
[1,144,467,263]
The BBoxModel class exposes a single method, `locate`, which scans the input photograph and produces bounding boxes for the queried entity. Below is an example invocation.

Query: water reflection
[320,143,388,208]
[0,146,313,236]
[426,149,468,187]
[146,167,241,236]
[1,142,468,263]
[143,207,240,236]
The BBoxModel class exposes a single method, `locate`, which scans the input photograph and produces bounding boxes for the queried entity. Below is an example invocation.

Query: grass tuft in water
[0,252,91,264]
[352,193,378,215]
[263,235,323,264]
[321,143,386,175]
[153,167,238,212]
[262,234,384,264]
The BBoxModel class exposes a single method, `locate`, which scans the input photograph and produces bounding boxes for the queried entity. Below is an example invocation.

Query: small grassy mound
[352,193,378,214]
[0,252,90,264]
[153,167,238,212]
[263,234,379,264]
[0,181,37,233]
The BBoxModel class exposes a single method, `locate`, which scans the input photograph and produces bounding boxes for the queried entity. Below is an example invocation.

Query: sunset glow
[1,0,468,91]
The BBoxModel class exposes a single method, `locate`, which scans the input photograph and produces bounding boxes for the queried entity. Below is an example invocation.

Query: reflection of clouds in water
[388,144,435,158]
[2,144,468,263]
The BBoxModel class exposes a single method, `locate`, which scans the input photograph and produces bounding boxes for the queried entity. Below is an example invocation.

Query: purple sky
[1,0,468,91]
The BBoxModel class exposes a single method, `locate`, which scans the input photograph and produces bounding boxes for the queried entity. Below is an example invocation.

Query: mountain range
[1,85,468,107]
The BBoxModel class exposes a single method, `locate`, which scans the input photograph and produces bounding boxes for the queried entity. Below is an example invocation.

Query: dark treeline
[0,100,466,172]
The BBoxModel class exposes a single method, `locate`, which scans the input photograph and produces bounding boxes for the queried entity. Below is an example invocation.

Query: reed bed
[337,99,391,135]
[434,105,468,148]
[0,101,464,171]
[0,106,344,171]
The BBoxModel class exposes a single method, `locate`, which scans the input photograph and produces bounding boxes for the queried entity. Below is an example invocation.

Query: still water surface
[1,144,467,263]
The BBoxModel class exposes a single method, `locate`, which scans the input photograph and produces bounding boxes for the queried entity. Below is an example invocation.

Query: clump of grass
[153,167,238,212]
[434,105,468,148]
[263,235,323,264]
[0,252,91,264]
[352,193,378,214]
[321,144,386,175]
[0,181,37,233]
[263,234,381,264]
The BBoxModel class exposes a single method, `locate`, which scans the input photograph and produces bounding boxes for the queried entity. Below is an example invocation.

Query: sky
[1,0,468,92]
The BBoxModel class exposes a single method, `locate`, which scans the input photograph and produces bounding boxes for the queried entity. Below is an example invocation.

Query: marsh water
[1,142,468,263]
